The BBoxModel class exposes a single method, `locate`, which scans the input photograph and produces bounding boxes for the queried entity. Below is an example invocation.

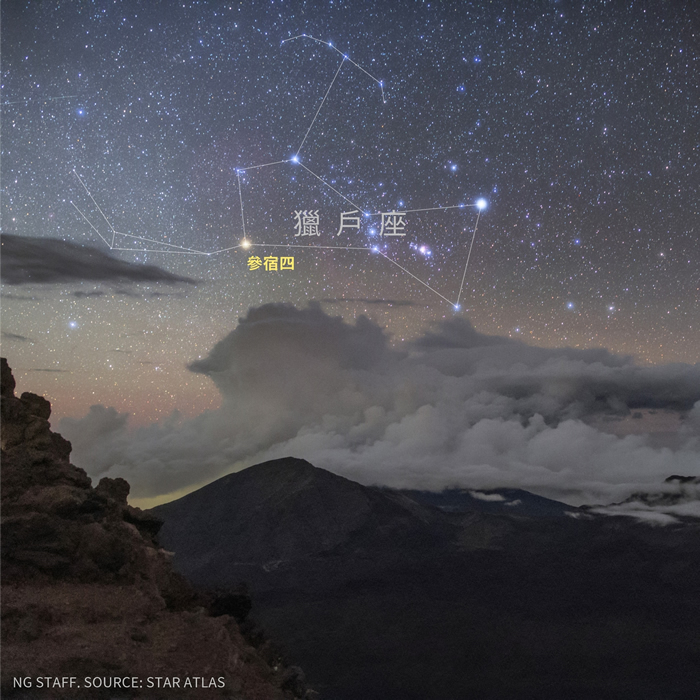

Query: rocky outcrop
[1,358,178,596]
[0,358,315,699]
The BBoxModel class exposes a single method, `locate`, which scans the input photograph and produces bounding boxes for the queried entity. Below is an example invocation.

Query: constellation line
[236,171,247,239]
[238,159,292,172]
[245,243,372,251]
[366,204,476,216]
[376,251,455,306]
[456,209,482,307]
[69,200,112,248]
[282,34,386,102]
[297,57,345,155]
[112,248,210,255]
[70,198,203,253]
[2,95,78,106]
[112,231,204,253]
[73,170,119,247]
[67,36,485,310]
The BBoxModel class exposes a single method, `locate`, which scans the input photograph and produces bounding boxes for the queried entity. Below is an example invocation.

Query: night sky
[2,1,699,508]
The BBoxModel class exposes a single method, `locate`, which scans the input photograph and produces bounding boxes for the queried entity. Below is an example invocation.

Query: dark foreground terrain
[155,457,700,700]
[0,359,314,700]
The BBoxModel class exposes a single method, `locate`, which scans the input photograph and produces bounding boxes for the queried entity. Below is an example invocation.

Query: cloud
[590,505,680,526]
[150,291,187,298]
[2,331,34,343]
[59,303,700,507]
[1,234,198,286]
[73,290,105,298]
[469,491,507,502]
[1,292,41,301]
[591,476,700,524]
[60,405,129,463]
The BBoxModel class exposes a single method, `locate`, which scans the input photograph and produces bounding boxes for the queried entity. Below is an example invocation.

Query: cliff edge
[0,358,313,700]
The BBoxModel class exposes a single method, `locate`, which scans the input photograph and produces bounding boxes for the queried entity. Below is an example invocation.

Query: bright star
[476,198,488,210]
[68,321,78,329]
[241,238,251,250]
[291,155,299,163]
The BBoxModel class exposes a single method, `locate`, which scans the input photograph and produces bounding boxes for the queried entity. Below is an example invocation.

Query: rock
[20,391,51,419]
[1,358,314,699]
[1,357,15,397]
[208,589,253,622]
[280,666,307,697]
[130,628,149,643]
[96,476,131,503]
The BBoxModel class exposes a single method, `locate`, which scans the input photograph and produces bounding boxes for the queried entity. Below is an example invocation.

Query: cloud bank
[591,475,700,524]
[59,303,700,508]
[1,234,197,286]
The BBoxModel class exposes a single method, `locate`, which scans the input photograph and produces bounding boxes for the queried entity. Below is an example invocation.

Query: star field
[2,0,699,422]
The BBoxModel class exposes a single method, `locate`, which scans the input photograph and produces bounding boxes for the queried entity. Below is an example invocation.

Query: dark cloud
[28,368,70,373]
[60,304,700,505]
[189,302,392,376]
[1,292,41,301]
[60,405,129,461]
[2,331,34,343]
[1,234,198,286]
[73,290,105,298]
[410,317,516,350]
[319,298,420,307]
[150,291,186,298]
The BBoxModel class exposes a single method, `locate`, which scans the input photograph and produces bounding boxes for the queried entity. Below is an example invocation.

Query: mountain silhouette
[155,457,458,587]
[154,458,700,700]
